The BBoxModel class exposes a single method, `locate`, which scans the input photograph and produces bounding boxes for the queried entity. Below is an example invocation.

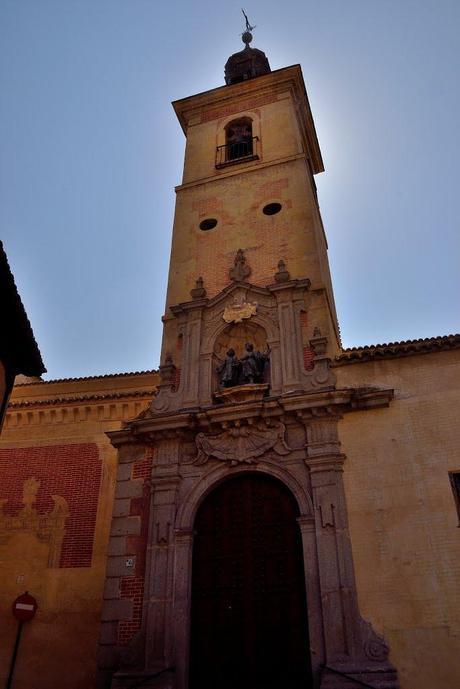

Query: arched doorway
[189,473,313,689]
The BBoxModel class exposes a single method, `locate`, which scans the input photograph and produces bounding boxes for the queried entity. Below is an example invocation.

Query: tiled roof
[336,334,460,365]
[8,389,156,409]
[16,369,158,386]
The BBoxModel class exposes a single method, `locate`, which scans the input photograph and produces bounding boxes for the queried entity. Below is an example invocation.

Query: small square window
[448,472,460,524]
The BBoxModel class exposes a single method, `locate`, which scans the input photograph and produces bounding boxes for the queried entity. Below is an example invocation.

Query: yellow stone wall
[0,372,157,689]
[336,349,460,689]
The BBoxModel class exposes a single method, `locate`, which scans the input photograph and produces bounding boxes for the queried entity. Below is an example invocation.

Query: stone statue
[217,342,269,388]
[216,348,241,388]
[240,342,268,384]
[229,248,251,282]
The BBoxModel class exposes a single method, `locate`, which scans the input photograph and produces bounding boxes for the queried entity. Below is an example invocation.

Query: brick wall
[0,443,101,567]
[303,347,315,371]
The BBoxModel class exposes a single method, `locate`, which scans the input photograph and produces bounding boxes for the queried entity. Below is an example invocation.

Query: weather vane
[242,9,255,32]
[241,8,256,46]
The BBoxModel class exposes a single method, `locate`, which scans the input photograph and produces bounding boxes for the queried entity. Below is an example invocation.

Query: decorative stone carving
[155,520,171,545]
[229,248,251,282]
[159,355,176,386]
[194,420,290,466]
[214,382,268,405]
[190,276,207,300]
[360,618,390,661]
[0,477,69,568]
[307,328,337,389]
[274,259,290,283]
[223,296,257,323]
[150,355,177,413]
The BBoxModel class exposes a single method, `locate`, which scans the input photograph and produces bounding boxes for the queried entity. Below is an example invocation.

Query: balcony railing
[215,136,260,169]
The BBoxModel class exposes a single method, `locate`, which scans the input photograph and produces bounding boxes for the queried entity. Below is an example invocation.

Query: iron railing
[215,136,260,168]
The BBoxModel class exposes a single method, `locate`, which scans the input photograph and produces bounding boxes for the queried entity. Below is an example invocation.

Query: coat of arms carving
[0,477,69,568]
[194,420,290,466]
[223,296,257,324]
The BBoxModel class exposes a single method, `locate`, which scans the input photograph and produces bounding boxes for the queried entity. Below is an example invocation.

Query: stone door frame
[171,460,320,689]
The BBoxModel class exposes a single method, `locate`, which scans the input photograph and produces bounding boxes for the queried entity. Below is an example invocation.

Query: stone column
[297,515,325,678]
[270,285,303,394]
[306,416,359,662]
[143,440,181,676]
[179,315,203,409]
[172,528,195,689]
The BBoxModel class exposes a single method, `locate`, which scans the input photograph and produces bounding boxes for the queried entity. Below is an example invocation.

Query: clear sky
[1,0,459,380]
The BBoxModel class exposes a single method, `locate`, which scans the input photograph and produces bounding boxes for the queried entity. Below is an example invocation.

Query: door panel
[189,473,313,689]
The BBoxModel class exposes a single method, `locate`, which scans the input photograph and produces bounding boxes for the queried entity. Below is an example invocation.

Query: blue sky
[1,0,459,379]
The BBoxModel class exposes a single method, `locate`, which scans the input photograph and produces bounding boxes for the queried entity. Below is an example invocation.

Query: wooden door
[189,473,313,689]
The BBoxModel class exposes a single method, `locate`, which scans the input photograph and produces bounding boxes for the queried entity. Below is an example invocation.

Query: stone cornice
[335,334,460,366]
[174,153,306,192]
[108,386,393,446]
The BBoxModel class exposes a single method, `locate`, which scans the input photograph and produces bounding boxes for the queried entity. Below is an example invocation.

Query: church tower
[98,26,400,689]
[161,29,341,391]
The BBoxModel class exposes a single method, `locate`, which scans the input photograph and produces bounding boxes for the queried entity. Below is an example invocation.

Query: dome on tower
[224,32,271,85]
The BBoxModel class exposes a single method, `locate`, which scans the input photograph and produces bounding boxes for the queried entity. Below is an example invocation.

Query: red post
[5,592,38,689]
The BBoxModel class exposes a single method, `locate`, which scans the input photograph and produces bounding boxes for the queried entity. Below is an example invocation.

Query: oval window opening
[263,203,282,216]
[199,218,218,231]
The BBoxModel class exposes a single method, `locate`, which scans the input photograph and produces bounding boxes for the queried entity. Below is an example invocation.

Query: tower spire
[225,11,270,85]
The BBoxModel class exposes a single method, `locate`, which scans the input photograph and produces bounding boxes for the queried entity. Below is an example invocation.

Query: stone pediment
[170,279,273,316]
[170,275,312,316]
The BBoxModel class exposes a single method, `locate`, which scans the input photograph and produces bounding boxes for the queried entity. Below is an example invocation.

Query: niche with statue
[213,321,271,403]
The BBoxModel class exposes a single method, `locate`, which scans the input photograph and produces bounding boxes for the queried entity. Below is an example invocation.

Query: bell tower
[98,25,400,689]
[162,30,340,375]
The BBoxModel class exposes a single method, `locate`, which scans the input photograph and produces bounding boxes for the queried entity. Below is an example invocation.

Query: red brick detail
[173,367,181,392]
[132,454,153,481]
[117,480,151,646]
[118,576,144,646]
[0,444,101,567]
[189,175,295,299]
[300,311,308,328]
[303,346,315,372]
[192,197,224,216]
[201,93,278,123]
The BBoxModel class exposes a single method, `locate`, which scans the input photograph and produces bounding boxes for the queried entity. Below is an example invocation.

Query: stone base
[214,382,269,404]
[111,668,175,689]
[320,664,399,689]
